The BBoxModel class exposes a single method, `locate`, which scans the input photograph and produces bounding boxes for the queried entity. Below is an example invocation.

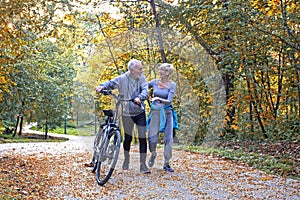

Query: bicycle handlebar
[99,90,129,101]
[100,89,112,96]
[99,90,143,108]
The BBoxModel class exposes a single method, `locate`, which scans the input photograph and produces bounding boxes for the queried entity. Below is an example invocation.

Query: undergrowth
[174,143,299,180]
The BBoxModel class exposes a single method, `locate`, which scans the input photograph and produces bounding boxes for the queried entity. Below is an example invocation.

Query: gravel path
[0,132,299,200]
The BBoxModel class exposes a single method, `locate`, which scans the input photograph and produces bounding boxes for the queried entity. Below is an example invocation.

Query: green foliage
[160,0,300,142]
[265,119,300,141]
[31,123,93,136]
[0,0,75,101]
[1,0,299,144]
[49,128,78,135]
[0,39,77,133]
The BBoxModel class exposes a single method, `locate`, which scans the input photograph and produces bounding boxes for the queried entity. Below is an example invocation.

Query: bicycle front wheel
[91,128,104,173]
[96,129,121,186]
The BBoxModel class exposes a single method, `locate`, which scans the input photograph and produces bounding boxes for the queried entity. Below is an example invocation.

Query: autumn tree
[160,0,299,140]
[0,0,78,135]
[104,0,299,142]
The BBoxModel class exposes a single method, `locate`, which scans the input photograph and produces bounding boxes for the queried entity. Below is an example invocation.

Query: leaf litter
[0,135,299,200]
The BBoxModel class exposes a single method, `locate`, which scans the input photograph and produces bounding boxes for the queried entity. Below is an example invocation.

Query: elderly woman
[147,63,177,172]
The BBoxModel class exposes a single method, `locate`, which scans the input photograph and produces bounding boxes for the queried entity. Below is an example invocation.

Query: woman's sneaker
[163,164,174,172]
[84,162,94,168]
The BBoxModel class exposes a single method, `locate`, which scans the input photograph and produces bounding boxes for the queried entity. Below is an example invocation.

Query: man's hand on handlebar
[133,97,141,105]
[96,86,103,93]
[134,97,144,109]
[95,87,142,105]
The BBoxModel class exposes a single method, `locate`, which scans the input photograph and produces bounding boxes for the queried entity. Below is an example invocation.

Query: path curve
[0,131,299,200]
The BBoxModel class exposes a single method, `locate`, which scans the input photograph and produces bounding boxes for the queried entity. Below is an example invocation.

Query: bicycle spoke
[95,130,121,186]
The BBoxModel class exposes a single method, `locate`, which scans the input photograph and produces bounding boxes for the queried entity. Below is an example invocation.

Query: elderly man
[96,58,150,174]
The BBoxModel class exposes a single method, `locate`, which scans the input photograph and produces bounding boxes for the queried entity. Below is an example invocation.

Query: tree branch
[95,14,119,72]
[250,22,299,51]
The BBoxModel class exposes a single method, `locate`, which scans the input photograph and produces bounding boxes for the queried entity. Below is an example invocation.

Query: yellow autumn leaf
[231,124,239,130]
[260,176,273,181]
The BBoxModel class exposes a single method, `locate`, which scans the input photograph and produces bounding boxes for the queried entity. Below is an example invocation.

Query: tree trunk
[12,115,20,137]
[18,116,24,135]
[149,0,166,63]
[246,74,268,138]
[294,62,300,118]
[45,121,48,139]
[64,115,67,134]
[249,101,254,133]
[281,0,300,118]
[223,72,235,135]
[274,52,283,119]
[222,0,236,136]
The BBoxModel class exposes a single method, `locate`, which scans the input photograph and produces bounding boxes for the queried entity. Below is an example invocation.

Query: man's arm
[138,76,149,101]
[96,76,121,92]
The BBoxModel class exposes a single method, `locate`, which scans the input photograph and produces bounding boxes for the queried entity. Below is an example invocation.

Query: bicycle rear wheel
[96,129,121,186]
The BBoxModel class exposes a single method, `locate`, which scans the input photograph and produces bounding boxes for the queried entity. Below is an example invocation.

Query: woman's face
[159,68,168,78]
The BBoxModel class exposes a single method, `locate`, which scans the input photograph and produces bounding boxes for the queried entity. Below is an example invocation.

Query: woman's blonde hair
[159,63,174,76]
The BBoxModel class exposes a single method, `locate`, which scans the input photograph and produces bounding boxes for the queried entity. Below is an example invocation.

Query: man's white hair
[128,59,142,71]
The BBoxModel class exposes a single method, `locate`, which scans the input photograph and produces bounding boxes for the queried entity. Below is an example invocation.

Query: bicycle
[91,90,136,186]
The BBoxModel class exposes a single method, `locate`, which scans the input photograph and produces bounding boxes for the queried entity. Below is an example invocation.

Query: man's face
[130,63,144,80]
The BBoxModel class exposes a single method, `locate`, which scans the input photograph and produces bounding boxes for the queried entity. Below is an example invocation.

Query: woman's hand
[151,97,161,102]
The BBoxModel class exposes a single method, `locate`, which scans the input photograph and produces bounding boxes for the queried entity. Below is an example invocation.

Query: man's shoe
[163,164,174,172]
[122,153,130,170]
[140,163,151,174]
[122,160,129,170]
[148,152,157,167]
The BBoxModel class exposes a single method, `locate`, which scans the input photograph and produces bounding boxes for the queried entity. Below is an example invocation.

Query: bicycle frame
[92,90,134,186]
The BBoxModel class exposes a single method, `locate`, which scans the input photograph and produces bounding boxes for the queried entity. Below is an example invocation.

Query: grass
[30,125,96,136]
[0,132,68,143]
[76,125,96,136]
[0,124,96,144]
[173,144,299,180]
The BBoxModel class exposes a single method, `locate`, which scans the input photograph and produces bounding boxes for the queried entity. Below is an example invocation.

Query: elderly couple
[95,58,177,174]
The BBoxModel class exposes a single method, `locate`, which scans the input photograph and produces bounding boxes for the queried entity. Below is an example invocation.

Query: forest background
[0,0,299,177]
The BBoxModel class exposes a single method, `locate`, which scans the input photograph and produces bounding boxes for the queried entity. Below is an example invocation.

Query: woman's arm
[152,82,176,104]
